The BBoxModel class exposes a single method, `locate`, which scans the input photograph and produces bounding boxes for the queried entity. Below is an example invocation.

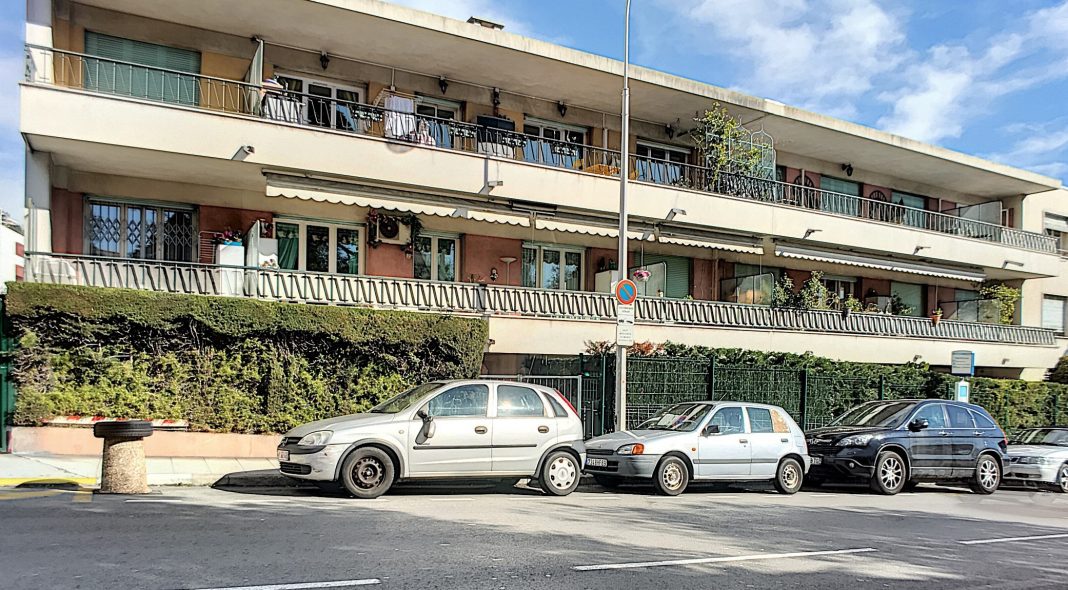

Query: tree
[689,103,767,183]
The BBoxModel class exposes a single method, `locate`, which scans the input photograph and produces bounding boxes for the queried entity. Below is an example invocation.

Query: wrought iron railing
[25,254,1058,346]
[24,45,1056,254]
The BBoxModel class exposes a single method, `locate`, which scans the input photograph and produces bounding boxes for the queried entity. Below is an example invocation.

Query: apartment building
[19,0,1068,378]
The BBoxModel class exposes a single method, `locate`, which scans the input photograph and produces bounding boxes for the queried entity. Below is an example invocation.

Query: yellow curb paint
[0,477,97,487]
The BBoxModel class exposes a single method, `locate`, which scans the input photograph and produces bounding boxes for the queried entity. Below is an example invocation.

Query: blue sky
[2,1,1068,218]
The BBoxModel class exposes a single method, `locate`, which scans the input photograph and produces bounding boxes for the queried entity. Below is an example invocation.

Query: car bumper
[582,453,660,478]
[1004,463,1059,484]
[808,450,876,480]
[277,443,346,481]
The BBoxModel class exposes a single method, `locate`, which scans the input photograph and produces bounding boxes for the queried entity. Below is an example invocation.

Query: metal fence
[0,298,13,452]
[25,44,1056,255]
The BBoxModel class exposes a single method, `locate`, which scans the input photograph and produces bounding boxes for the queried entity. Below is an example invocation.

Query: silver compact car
[1005,427,1068,492]
[584,401,810,495]
[277,380,586,498]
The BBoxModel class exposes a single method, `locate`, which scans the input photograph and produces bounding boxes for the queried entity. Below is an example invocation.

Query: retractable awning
[775,245,985,282]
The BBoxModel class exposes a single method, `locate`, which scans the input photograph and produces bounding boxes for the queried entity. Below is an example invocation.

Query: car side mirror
[415,409,436,441]
[703,424,720,436]
[416,409,433,423]
[908,418,929,432]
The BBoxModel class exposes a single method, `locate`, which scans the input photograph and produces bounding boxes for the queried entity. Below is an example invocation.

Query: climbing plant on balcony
[689,102,772,183]
[979,281,1021,325]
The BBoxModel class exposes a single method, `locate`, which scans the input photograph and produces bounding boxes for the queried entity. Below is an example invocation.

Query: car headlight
[617,443,645,455]
[837,434,874,447]
[297,431,332,446]
[1019,456,1055,465]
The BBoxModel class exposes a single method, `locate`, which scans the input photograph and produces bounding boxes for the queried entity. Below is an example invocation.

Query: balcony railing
[25,254,1058,346]
[24,45,1057,254]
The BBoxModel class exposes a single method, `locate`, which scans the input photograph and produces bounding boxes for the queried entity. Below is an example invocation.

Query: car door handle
[780,438,790,443]
[538,425,550,434]
[939,431,949,437]
[739,439,749,444]
[474,426,488,434]
[973,431,984,436]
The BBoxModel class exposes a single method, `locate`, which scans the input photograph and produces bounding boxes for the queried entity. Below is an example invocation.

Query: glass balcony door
[274,74,364,130]
[523,118,586,169]
[415,96,461,149]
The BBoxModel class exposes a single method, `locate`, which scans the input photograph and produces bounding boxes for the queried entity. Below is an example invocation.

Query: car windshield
[830,401,915,429]
[369,382,444,414]
[637,403,713,432]
[1011,428,1068,446]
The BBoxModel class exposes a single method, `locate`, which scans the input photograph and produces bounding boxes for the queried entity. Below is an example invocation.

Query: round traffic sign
[615,279,638,305]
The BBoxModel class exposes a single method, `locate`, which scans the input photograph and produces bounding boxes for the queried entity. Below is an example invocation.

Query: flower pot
[930,315,941,326]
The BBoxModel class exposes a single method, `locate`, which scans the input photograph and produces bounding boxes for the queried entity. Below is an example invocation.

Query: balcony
[23,45,1057,257]
[25,254,1057,348]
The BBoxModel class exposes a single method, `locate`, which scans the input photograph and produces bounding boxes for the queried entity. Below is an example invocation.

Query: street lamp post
[615,0,632,433]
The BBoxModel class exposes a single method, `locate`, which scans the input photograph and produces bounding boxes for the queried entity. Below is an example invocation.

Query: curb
[0,477,98,488]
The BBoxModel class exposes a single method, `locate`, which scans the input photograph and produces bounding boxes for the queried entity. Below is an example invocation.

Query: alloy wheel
[978,458,999,491]
[1060,465,1068,493]
[663,462,684,491]
[880,456,904,491]
[353,456,385,490]
[547,456,577,490]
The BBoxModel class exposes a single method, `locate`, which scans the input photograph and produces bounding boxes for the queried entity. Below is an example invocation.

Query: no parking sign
[615,279,637,346]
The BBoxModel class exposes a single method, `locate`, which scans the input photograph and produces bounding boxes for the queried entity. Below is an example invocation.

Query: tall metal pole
[615,0,632,432]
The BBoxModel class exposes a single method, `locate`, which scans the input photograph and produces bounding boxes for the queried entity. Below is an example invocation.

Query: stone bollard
[93,420,154,494]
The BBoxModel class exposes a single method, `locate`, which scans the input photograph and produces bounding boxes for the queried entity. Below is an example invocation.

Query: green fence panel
[0,296,12,453]
[625,356,708,427]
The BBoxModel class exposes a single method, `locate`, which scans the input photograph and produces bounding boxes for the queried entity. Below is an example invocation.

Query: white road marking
[959,533,1068,546]
[125,499,185,504]
[184,579,381,590]
[573,547,877,571]
[428,497,474,502]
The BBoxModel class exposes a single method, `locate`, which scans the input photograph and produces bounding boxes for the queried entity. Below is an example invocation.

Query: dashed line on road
[182,579,381,590]
[572,547,878,571]
[959,533,1068,546]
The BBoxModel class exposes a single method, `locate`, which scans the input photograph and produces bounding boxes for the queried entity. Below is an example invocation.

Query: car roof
[435,379,554,391]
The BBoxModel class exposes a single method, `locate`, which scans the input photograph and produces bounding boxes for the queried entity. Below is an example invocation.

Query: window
[414,235,458,281]
[274,219,362,274]
[84,32,201,106]
[544,393,568,418]
[746,407,774,433]
[415,96,461,148]
[629,254,690,298]
[426,384,489,417]
[820,274,856,301]
[274,74,364,130]
[970,410,997,430]
[1043,295,1066,333]
[946,405,976,429]
[818,176,860,216]
[721,273,774,305]
[891,191,928,228]
[523,117,587,168]
[1044,214,1068,253]
[912,404,947,429]
[709,407,746,434]
[522,244,583,291]
[85,199,196,262]
[891,281,924,317]
[635,141,690,185]
[496,385,548,417]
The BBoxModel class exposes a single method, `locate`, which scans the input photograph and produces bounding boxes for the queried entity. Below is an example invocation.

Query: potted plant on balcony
[632,268,651,282]
[930,308,943,326]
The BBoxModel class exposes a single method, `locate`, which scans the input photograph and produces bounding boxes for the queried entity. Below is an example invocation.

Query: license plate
[810,456,822,465]
[586,458,608,468]
[277,449,290,461]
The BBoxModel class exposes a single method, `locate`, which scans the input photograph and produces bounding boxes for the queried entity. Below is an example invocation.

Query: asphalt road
[2,479,1068,590]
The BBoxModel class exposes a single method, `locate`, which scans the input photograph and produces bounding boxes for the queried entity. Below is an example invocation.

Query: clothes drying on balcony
[262,92,302,124]
[384,94,417,139]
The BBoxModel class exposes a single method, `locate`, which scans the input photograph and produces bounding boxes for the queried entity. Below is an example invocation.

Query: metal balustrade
[25,254,1057,346]
[24,45,1056,254]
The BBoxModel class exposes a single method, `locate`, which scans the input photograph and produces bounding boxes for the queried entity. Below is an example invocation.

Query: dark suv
[806,399,1006,495]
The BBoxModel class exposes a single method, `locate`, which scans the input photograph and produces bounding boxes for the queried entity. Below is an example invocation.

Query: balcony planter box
[215,244,245,297]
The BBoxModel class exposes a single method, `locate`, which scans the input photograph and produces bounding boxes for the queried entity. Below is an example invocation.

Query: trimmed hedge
[6,283,488,433]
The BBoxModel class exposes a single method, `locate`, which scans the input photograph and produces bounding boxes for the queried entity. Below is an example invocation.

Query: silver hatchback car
[584,401,810,495]
[278,380,586,498]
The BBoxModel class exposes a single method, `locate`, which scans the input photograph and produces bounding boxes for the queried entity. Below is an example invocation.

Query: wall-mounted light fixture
[438,76,449,95]
[665,124,676,139]
[557,101,567,117]
[913,245,930,254]
[231,145,255,161]
[319,52,330,70]
[492,87,501,107]
[1003,259,1025,267]
[803,228,822,239]
[841,163,854,177]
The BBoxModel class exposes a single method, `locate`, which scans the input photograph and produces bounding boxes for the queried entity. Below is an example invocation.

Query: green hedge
[6,283,489,433]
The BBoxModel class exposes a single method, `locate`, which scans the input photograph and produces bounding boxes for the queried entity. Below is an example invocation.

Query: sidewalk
[0,453,280,487]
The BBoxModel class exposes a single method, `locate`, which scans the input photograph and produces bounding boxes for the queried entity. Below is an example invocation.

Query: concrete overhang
[69,0,1063,199]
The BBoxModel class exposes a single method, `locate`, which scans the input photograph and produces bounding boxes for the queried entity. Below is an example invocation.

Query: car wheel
[773,457,804,495]
[870,451,907,495]
[969,454,1001,495]
[340,447,395,499]
[653,456,689,496]
[540,451,581,496]
[1057,464,1068,494]
[593,475,622,489]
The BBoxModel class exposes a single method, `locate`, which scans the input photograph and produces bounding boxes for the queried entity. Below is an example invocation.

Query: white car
[1005,427,1068,492]
[584,401,810,495]
[278,380,586,498]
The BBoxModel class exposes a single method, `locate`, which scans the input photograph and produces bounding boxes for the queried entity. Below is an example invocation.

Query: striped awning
[775,245,985,282]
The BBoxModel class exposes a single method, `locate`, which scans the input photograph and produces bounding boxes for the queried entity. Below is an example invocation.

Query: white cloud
[382,0,533,36]
[985,120,1068,182]
[649,0,907,116]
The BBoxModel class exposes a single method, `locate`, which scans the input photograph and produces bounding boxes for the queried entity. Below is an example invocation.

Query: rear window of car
[947,404,975,429]
[747,408,774,433]
[543,392,568,417]
[496,385,547,417]
[970,410,997,429]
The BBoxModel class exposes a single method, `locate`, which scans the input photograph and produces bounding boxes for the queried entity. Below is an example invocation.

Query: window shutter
[1042,297,1066,332]
[639,254,691,298]
[84,32,201,105]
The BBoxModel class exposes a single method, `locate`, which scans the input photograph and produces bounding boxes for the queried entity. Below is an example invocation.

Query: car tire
[92,420,154,439]
[653,456,689,496]
[870,451,907,495]
[339,447,395,499]
[773,457,804,495]
[969,454,1001,495]
[540,451,581,496]
[903,480,921,492]
[1057,464,1068,494]
[593,475,623,489]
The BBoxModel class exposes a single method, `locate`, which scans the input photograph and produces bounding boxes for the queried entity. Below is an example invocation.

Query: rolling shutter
[1042,296,1066,333]
[637,254,691,299]
[84,31,201,105]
